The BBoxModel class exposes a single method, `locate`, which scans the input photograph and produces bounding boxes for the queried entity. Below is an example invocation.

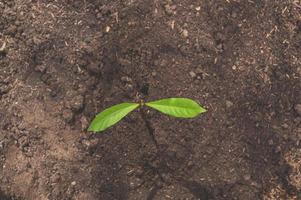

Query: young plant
[88,98,206,132]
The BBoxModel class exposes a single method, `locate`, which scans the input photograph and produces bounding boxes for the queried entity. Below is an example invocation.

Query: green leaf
[145,98,206,118]
[88,103,139,132]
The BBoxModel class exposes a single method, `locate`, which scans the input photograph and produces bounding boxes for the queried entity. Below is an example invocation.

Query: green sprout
[88,98,206,133]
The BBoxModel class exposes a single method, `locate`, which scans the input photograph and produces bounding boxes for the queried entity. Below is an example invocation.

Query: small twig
[293,1,301,9]
[0,41,6,52]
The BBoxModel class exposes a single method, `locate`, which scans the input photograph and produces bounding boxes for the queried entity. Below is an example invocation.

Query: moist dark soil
[0,0,301,199]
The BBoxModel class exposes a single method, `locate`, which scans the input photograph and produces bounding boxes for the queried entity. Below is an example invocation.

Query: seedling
[88,98,206,133]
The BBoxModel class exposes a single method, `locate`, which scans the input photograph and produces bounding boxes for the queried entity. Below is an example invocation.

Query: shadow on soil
[0,190,19,200]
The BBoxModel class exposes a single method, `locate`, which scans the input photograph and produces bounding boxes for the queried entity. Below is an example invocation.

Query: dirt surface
[0,0,300,199]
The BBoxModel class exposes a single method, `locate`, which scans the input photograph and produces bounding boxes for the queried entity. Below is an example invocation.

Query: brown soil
[0,0,301,199]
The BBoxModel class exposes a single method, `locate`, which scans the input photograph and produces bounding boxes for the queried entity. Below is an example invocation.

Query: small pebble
[182,29,188,38]
[34,65,46,73]
[281,123,289,129]
[151,71,157,77]
[226,100,234,108]
[121,76,132,83]
[71,181,76,186]
[189,71,196,78]
[164,4,176,15]
[105,26,110,32]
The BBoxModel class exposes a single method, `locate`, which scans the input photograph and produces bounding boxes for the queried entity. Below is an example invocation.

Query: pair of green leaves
[88,98,206,132]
